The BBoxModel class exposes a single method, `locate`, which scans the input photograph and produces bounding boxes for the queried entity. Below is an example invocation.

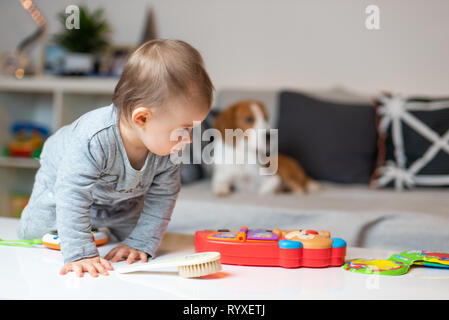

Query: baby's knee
[17,223,50,240]
[17,214,55,240]
[17,219,32,240]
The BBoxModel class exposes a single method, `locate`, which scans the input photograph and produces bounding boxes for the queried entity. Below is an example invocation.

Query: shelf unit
[0,76,118,217]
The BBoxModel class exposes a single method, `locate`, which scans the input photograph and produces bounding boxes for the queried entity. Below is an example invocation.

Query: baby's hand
[105,243,149,264]
[60,256,113,278]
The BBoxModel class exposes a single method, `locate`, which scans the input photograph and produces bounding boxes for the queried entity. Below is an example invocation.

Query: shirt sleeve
[122,158,181,257]
[54,133,105,263]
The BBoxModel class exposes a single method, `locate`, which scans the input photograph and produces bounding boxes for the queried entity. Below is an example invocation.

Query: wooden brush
[116,252,222,278]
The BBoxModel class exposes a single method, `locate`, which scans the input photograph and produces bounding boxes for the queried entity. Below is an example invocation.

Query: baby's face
[139,97,210,156]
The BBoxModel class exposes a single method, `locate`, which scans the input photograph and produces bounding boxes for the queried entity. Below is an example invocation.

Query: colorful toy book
[195,227,346,268]
[343,250,449,276]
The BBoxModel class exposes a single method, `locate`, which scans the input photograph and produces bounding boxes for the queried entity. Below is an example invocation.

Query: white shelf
[0,156,40,169]
[0,75,118,94]
[0,76,116,217]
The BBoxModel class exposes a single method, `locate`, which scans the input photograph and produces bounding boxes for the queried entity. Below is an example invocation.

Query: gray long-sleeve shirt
[20,104,180,263]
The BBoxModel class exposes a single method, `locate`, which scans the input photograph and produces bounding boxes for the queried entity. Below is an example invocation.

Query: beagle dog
[211,99,320,196]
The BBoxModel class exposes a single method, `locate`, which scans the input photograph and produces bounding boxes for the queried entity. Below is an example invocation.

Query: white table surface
[1,217,448,300]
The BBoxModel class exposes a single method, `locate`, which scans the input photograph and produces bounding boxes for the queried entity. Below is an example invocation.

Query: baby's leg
[17,172,57,240]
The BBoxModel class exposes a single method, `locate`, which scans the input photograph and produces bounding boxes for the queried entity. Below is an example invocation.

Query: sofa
[166,87,449,252]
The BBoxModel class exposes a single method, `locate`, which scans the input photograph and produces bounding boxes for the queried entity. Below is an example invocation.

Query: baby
[17,39,214,277]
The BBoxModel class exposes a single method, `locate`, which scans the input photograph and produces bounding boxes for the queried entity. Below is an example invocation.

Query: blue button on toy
[332,238,346,248]
[278,240,302,249]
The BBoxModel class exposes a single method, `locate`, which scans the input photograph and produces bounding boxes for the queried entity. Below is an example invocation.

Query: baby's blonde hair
[113,39,214,121]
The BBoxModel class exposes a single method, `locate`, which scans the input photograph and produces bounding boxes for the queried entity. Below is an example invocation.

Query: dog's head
[213,100,271,153]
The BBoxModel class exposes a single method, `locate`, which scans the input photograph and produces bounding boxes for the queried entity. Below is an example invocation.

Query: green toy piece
[32,148,42,159]
[342,250,449,276]
[0,238,42,248]
[2,147,10,157]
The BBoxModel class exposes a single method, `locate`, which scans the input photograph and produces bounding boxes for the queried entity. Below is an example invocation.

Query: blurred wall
[0,0,448,96]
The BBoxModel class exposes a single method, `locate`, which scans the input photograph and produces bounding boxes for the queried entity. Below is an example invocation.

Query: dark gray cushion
[277,91,378,184]
[374,95,449,189]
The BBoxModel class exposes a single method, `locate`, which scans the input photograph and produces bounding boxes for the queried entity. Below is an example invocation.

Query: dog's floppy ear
[213,105,237,139]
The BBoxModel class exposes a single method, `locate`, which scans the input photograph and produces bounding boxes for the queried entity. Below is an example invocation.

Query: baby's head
[113,39,214,156]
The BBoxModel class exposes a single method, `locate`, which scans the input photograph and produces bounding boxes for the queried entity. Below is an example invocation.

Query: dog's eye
[245,116,254,123]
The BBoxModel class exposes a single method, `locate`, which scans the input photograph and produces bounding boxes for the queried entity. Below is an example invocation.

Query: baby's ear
[132,106,152,127]
[319,231,330,238]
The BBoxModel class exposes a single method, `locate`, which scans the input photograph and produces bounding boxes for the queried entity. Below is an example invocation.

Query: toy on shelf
[2,122,49,158]
[9,193,30,218]
[195,226,346,268]
[343,250,449,276]
[42,229,108,250]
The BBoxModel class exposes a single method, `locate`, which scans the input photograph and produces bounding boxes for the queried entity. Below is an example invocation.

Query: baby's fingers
[140,252,148,263]
[110,248,127,262]
[59,265,69,275]
[94,262,109,276]
[93,262,108,276]
[73,264,84,277]
[100,258,114,271]
[104,248,118,261]
[126,251,138,264]
[84,263,98,278]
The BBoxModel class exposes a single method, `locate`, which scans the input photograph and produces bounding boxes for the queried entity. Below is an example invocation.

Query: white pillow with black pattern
[372,93,449,190]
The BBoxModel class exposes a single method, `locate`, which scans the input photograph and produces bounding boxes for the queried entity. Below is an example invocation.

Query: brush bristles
[178,260,222,278]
